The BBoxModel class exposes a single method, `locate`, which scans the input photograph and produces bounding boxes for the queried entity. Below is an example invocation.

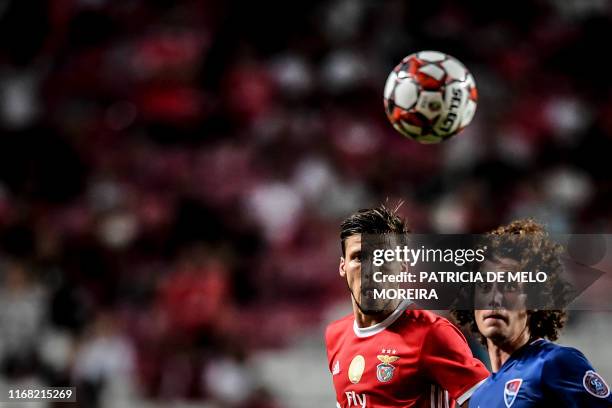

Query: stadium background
[0,0,611,407]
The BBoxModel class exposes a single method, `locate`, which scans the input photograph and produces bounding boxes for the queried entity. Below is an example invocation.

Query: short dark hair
[451,219,570,344]
[340,204,410,256]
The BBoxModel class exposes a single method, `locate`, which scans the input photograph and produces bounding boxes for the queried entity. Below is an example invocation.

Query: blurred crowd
[0,0,611,406]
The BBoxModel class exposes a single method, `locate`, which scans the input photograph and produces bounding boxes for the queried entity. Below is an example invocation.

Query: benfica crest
[376,354,400,383]
[504,378,522,408]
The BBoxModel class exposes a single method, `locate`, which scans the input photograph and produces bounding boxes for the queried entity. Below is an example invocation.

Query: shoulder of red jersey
[325,313,353,343]
[403,307,443,322]
[392,308,471,351]
[395,307,451,331]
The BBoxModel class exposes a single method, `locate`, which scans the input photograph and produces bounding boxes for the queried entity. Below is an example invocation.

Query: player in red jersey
[325,206,489,408]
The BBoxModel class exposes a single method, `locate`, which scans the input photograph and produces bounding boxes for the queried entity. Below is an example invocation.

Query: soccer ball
[383,51,478,144]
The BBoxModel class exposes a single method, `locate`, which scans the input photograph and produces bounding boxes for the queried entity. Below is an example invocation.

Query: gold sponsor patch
[348,355,365,384]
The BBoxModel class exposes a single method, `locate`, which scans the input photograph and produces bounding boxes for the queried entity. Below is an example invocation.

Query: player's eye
[503,282,519,293]
[477,282,492,293]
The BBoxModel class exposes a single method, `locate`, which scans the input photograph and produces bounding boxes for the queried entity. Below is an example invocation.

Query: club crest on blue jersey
[503,378,522,407]
[583,370,610,398]
[376,355,399,383]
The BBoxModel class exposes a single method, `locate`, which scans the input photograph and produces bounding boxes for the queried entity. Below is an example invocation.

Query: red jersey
[325,301,489,408]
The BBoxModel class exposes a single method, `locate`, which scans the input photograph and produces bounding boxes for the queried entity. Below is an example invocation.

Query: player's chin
[478,318,506,333]
[481,327,508,344]
[363,298,399,315]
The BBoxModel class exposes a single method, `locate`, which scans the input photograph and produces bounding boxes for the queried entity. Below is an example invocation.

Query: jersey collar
[353,299,412,338]
[497,337,546,373]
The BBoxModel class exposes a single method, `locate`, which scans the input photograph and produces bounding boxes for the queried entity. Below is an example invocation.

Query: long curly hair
[451,219,571,345]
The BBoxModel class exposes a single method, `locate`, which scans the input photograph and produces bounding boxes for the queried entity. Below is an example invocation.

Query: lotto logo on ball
[383,51,478,144]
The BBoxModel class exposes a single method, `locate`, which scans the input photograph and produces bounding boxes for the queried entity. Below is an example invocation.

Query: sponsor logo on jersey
[503,378,522,408]
[376,354,399,383]
[583,370,610,398]
[348,355,365,384]
[345,391,367,407]
[332,360,340,375]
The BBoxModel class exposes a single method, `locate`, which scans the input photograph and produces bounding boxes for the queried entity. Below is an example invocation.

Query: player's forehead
[344,234,362,253]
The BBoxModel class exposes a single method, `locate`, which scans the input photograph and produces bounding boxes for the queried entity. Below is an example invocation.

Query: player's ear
[339,257,346,278]
[400,260,409,272]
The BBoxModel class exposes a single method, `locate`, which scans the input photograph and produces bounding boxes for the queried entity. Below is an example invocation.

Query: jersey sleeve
[324,325,334,372]
[325,321,343,373]
[419,320,489,405]
[542,346,612,407]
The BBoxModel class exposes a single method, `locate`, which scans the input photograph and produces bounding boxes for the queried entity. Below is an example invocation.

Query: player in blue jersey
[452,219,612,407]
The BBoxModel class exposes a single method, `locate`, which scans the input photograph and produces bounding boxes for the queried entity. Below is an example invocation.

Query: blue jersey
[470,339,612,407]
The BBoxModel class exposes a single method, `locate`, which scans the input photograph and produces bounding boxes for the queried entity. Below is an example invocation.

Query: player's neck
[487,329,531,372]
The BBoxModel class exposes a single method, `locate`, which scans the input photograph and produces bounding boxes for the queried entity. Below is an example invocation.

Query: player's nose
[487,283,504,308]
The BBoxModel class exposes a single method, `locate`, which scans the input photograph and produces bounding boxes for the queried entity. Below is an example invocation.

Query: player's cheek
[349,265,361,286]
[474,291,489,309]
[474,310,486,326]
[352,262,362,279]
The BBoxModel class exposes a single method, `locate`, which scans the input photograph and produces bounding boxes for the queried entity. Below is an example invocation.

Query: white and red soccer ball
[384,51,478,144]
